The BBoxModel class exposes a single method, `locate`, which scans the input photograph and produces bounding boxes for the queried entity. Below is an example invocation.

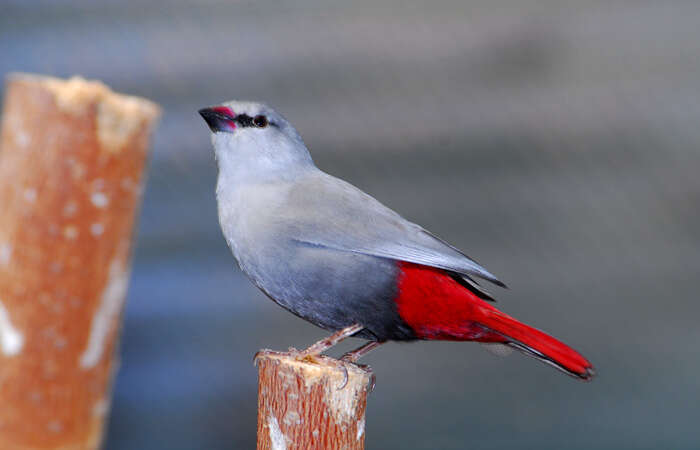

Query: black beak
[198,107,235,132]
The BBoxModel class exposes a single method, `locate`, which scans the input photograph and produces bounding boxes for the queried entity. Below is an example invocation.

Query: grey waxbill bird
[199,102,594,380]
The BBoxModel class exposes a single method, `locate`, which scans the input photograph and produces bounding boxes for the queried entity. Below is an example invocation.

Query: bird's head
[199,101,313,181]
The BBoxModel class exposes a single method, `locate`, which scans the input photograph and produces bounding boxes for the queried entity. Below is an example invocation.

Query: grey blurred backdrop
[2,1,699,448]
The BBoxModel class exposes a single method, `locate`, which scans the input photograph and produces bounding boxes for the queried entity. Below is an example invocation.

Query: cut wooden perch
[0,74,159,449]
[256,350,372,450]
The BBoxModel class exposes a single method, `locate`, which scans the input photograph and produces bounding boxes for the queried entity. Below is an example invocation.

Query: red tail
[395,262,595,381]
[475,308,595,380]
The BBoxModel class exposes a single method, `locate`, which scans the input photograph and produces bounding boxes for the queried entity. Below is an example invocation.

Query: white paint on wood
[23,188,37,203]
[0,300,23,356]
[63,225,78,240]
[90,192,109,208]
[79,258,128,368]
[268,415,288,450]
[283,410,301,426]
[92,398,109,417]
[356,417,365,441]
[0,243,12,266]
[14,128,30,148]
[90,223,105,236]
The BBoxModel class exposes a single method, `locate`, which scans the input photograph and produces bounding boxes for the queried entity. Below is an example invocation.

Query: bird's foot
[287,325,380,392]
[335,360,375,392]
[294,323,364,361]
[340,341,383,392]
[347,362,376,393]
[340,340,384,363]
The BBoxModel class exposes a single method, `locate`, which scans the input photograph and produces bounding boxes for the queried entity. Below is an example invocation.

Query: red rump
[394,262,594,380]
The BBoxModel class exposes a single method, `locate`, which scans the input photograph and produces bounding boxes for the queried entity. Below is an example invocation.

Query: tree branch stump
[0,74,159,449]
[255,350,372,450]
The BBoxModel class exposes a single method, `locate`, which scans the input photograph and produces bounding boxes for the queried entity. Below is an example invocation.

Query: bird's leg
[341,341,384,363]
[296,323,364,358]
[339,341,383,393]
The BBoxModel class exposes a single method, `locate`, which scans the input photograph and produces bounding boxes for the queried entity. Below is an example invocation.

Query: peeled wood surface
[0,74,159,449]
[256,350,371,450]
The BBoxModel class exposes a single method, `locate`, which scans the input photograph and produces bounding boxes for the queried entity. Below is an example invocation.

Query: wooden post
[0,74,159,449]
[255,350,372,450]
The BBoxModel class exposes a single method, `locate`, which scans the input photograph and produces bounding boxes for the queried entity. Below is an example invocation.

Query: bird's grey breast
[216,178,293,284]
[215,173,410,339]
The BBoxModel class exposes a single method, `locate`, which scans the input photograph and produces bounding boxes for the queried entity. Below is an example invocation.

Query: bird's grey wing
[279,173,505,287]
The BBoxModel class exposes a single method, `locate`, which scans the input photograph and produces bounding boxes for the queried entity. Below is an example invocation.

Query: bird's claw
[335,361,375,392]
[368,371,376,393]
[349,362,375,393]
[336,364,349,390]
[362,366,376,393]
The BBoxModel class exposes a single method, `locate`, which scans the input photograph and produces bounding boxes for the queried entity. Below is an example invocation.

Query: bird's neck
[213,133,315,187]
[216,156,316,194]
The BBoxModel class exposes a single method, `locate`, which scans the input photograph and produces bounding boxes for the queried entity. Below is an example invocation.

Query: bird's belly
[239,242,416,341]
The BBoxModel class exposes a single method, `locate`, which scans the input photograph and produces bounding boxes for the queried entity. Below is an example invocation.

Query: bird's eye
[253,115,268,128]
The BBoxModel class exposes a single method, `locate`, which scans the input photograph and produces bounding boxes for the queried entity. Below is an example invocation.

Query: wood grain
[256,350,372,450]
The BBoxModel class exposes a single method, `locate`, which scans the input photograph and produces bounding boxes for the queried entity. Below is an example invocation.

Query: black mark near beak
[198,106,236,132]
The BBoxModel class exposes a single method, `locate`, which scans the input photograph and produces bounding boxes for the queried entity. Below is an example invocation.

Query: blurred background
[2,0,699,448]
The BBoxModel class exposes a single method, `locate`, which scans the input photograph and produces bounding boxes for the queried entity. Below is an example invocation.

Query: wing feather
[279,172,506,287]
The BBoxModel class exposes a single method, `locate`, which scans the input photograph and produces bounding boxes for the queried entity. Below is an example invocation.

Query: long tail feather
[394,262,595,380]
[477,309,595,381]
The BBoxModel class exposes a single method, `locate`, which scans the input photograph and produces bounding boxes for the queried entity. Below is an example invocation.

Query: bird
[199,101,595,381]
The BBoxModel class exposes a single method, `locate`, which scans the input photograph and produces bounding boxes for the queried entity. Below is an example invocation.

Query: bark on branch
[0,74,159,449]
[255,350,372,450]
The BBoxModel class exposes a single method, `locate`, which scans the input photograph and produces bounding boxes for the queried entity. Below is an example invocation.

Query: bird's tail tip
[478,309,595,382]
[505,340,595,382]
